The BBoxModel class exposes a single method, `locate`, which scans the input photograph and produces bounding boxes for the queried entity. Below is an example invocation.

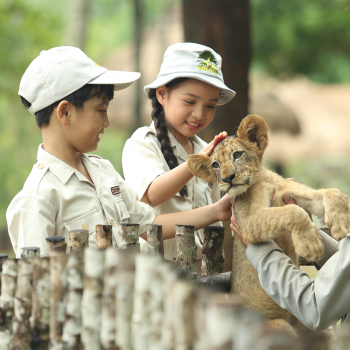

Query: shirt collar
[37,144,92,185]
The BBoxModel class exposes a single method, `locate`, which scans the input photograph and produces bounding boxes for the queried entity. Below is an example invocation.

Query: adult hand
[230,206,250,246]
[216,193,233,222]
[200,131,227,156]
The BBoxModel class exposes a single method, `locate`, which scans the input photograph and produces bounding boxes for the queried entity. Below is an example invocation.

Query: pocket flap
[114,199,131,222]
[64,210,102,235]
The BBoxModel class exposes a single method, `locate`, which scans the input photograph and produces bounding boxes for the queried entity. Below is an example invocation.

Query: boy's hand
[230,207,249,246]
[215,194,233,222]
[200,132,227,157]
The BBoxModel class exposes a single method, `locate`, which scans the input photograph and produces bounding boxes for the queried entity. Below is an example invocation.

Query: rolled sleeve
[122,137,165,200]
[6,192,56,258]
[118,175,157,235]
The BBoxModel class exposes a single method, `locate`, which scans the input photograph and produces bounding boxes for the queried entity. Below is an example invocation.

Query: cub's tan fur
[188,115,350,336]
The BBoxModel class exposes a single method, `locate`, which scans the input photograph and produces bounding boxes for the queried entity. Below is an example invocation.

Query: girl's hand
[230,207,249,246]
[215,194,233,222]
[200,132,227,156]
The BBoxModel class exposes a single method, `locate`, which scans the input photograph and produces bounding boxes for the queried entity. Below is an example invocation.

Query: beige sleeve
[122,136,165,200]
[118,175,157,236]
[6,192,56,258]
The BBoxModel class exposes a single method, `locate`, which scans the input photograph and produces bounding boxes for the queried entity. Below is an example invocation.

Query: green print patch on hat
[197,51,218,74]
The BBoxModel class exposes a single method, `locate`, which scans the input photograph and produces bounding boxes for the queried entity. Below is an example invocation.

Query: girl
[122,43,235,265]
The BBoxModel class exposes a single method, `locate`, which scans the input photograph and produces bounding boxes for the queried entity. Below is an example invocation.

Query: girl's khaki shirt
[122,122,222,261]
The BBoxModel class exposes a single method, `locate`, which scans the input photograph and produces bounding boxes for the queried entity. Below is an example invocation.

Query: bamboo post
[12,258,34,350]
[81,248,105,350]
[118,223,140,250]
[100,247,118,350]
[175,225,197,279]
[148,260,167,350]
[0,259,17,349]
[0,254,8,297]
[46,236,67,255]
[115,248,137,350]
[20,247,40,258]
[201,226,225,277]
[161,263,178,350]
[49,252,68,350]
[197,272,231,293]
[62,250,84,350]
[68,230,89,251]
[132,254,161,350]
[31,257,50,349]
[146,224,164,258]
[96,225,113,249]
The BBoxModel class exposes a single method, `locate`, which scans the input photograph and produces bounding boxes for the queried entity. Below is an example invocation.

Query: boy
[7,46,232,257]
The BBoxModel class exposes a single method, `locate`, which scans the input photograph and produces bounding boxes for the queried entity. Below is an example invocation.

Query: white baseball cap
[19,46,141,114]
[144,42,236,106]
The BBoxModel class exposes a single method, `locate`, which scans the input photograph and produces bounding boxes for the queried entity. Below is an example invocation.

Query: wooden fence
[0,223,347,350]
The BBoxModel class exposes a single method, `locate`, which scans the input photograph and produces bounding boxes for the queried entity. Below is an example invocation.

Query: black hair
[20,84,114,128]
[148,78,189,198]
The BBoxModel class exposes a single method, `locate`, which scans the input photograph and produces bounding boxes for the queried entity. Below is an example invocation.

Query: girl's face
[156,79,220,143]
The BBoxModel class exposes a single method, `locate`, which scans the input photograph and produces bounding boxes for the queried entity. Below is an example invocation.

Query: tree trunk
[68,230,89,251]
[20,247,40,258]
[46,236,67,255]
[96,225,113,249]
[31,257,50,349]
[201,226,225,276]
[12,259,34,350]
[62,250,84,350]
[0,259,17,349]
[146,224,164,258]
[81,248,105,350]
[182,0,250,139]
[49,253,68,350]
[175,225,197,279]
[118,224,140,250]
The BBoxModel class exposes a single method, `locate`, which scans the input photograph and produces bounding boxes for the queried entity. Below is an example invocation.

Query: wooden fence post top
[46,236,65,242]
[96,224,113,249]
[0,254,8,260]
[20,247,40,258]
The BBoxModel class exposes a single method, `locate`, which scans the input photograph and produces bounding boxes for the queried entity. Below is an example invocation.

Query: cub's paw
[325,210,350,241]
[293,225,324,262]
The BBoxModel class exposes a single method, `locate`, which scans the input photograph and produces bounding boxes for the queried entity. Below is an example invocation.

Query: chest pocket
[64,209,103,243]
[114,199,131,223]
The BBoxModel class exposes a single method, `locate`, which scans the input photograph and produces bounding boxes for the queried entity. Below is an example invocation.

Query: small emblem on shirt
[208,182,213,189]
[111,186,121,195]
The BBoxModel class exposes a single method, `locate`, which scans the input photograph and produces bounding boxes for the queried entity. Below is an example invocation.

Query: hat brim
[144,72,236,106]
[89,70,141,91]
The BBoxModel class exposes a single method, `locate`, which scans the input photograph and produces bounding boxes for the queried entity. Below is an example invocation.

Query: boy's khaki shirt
[122,122,222,261]
[6,145,157,257]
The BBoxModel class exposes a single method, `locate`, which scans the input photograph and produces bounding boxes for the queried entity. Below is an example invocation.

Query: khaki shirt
[122,121,222,261]
[6,145,157,257]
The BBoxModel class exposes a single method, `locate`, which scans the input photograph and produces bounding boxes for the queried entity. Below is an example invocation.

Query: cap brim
[144,72,236,106]
[89,70,141,91]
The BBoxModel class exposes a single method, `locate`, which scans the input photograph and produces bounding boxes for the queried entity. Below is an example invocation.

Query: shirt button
[82,223,89,230]
[195,177,198,183]
[38,163,45,169]
[110,220,115,226]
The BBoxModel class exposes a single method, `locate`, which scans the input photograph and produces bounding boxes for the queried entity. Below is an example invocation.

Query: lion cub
[188,114,350,336]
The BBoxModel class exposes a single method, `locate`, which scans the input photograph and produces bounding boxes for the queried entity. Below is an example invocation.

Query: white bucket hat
[144,42,236,106]
[19,46,141,114]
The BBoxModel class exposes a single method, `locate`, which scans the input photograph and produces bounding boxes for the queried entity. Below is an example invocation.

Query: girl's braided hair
[148,78,189,198]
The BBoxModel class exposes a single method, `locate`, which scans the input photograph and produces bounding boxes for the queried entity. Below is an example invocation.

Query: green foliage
[252,0,350,83]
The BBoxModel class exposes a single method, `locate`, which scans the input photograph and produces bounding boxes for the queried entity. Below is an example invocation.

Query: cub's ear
[236,114,269,159]
[187,154,216,183]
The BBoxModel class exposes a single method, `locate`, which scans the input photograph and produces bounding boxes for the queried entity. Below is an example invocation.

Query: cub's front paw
[325,211,350,241]
[294,225,324,262]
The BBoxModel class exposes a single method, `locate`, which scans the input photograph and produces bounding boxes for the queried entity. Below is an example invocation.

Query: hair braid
[148,88,188,198]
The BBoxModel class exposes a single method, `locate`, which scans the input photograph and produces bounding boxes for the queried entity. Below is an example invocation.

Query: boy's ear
[56,100,70,126]
[187,154,216,183]
[236,114,269,159]
[155,85,167,106]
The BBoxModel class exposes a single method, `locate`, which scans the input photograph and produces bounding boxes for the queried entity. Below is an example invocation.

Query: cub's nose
[222,174,235,183]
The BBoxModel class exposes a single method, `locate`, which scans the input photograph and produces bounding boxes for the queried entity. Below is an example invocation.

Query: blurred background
[1,0,350,266]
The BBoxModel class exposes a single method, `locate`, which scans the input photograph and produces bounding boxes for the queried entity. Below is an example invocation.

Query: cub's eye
[212,161,220,169]
[233,151,243,159]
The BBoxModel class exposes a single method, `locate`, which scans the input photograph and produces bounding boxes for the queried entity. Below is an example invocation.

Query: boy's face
[68,96,110,153]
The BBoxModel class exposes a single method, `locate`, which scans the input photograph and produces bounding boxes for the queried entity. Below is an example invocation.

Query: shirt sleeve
[122,135,165,200]
[245,232,349,331]
[118,175,157,236]
[6,192,56,258]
